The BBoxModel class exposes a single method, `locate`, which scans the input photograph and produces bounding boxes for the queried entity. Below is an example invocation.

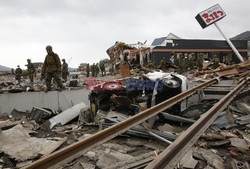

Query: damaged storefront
[151,39,248,65]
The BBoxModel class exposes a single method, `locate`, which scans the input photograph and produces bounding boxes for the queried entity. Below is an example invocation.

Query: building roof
[151,37,166,46]
[151,33,181,46]
[152,39,248,53]
[231,31,250,41]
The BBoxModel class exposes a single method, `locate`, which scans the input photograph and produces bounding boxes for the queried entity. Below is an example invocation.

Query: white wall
[0,89,90,114]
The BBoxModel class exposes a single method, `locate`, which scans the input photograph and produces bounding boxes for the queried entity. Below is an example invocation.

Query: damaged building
[151,32,248,64]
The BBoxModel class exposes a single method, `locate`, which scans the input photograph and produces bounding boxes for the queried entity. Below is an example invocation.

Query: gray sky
[0,0,249,69]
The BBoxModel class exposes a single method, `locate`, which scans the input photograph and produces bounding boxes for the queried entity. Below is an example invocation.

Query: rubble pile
[0,59,250,168]
[177,93,250,169]
[198,59,250,79]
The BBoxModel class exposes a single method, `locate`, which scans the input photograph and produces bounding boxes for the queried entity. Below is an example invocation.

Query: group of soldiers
[15,59,36,84]
[15,45,69,92]
[86,62,106,77]
[160,53,204,74]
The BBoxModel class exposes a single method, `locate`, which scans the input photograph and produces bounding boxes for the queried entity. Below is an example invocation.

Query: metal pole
[214,22,244,62]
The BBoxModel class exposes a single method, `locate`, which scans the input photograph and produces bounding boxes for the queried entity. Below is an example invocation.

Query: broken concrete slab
[180,148,198,169]
[212,111,236,129]
[158,123,184,133]
[96,149,134,168]
[0,120,20,130]
[0,124,66,161]
[42,102,87,130]
[102,143,135,154]
[80,162,95,169]
[104,151,156,169]
[229,138,249,150]
[85,151,96,161]
[204,165,214,169]
[40,137,67,156]
[193,147,225,169]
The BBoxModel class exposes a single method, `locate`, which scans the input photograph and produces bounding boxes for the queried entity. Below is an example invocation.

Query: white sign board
[196,4,226,29]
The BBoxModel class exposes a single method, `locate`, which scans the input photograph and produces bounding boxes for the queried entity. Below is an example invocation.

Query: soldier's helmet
[46,45,52,50]
[17,65,20,68]
[27,59,31,62]
[62,59,65,62]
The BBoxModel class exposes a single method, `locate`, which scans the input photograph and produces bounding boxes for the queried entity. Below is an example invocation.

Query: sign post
[195,4,244,62]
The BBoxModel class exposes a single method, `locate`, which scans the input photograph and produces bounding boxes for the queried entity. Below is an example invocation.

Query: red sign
[195,4,226,29]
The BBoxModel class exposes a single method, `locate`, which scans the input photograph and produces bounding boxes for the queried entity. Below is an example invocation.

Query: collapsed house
[106,41,151,68]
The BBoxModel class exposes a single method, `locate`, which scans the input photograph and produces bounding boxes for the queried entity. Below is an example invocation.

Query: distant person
[91,63,95,77]
[183,55,189,72]
[100,63,105,76]
[26,59,35,83]
[86,63,90,77]
[42,45,64,92]
[61,59,69,82]
[189,54,195,70]
[160,57,166,70]
[11,68,14,75]
[177,54,183,74]
[95,63,100,77]
[15,65,22,84]
[197,54,204,71]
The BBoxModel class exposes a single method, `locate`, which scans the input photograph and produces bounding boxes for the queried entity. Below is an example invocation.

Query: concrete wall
[0,89,90,114]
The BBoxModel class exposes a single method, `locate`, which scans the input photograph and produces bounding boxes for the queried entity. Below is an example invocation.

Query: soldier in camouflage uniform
[91,63,95,77]
[212,57,220,69]
[177,54,183,74]
[183,54,189,73]
[189,54,195,70]
[86,63,90,77]
[95,63,100,77]
[100,63,105,77]
[42,45,64,92]
[61,59,69,82]
[15,65,22,84]
[197,54,204,71]
[173,53,178,67]
[26,59,35,83]
[160,57,166,70]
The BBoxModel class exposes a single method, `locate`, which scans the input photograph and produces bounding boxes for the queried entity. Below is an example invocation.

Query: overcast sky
[0,0,249,69]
